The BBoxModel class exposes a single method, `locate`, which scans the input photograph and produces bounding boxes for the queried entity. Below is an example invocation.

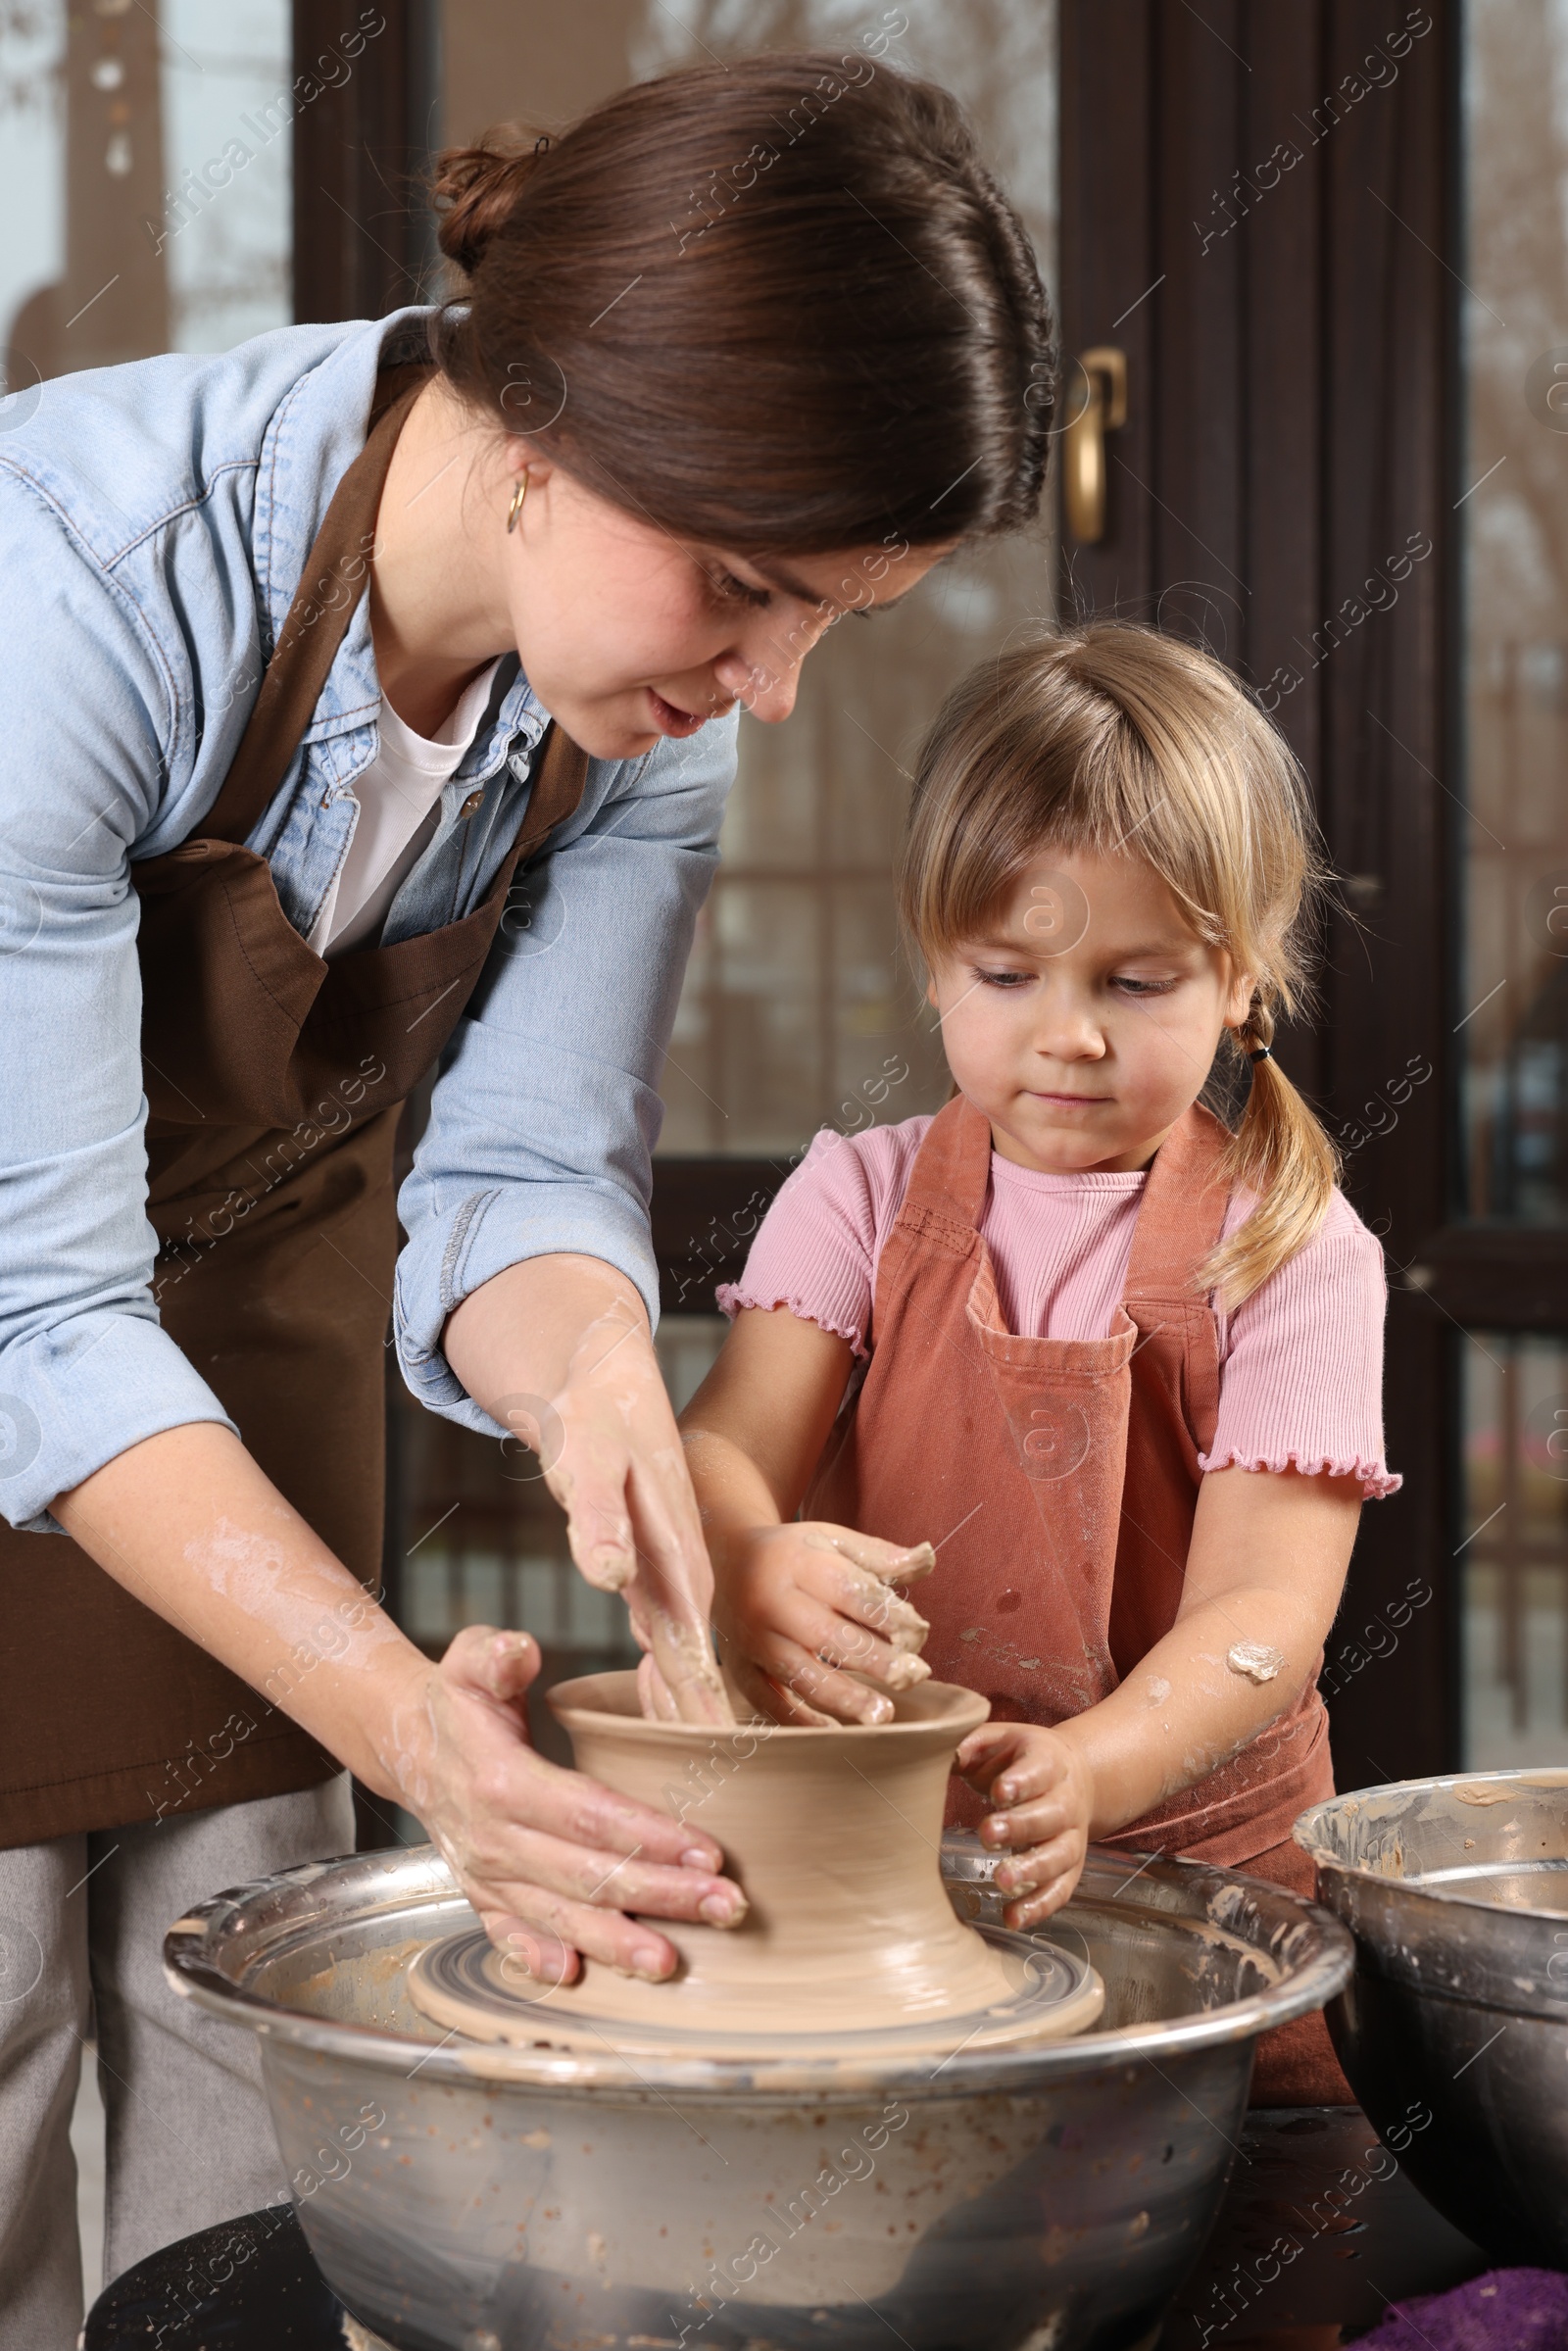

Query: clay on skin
[1226,1641,1286,1685]
[798,1530,934,1687]
[193,1513,407,1665]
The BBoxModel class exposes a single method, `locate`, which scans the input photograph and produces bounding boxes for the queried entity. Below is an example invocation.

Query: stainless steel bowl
[165,1838,1351,2351]
[1296,1766,1568,2266]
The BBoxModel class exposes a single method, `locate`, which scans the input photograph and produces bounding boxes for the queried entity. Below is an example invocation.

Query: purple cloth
[1355,2268,1568,2348]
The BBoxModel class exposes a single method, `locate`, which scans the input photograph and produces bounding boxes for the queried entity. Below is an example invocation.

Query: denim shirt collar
[256,306,464,751]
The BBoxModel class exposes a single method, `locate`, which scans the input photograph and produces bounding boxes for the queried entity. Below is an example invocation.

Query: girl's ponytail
[1201,996,1341,1309]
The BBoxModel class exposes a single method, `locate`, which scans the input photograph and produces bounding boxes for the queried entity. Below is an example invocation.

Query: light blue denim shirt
[0,307,737,1532]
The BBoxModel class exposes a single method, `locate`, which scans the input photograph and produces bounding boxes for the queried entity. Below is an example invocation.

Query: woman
[0,48,1052,2341]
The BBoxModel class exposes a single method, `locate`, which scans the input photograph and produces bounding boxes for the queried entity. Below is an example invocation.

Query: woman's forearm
[54,1415,747,1976]
[55,1421,428,1798]
[444,1250,648,1444]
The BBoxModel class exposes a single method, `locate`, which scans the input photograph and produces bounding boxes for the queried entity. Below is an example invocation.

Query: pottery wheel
[407,1922,1104,2060]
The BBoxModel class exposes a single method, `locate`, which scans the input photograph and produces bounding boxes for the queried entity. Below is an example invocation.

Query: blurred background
[2,0,1565,1802]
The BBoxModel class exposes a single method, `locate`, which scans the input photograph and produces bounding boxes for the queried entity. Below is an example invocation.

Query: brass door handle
[1062,345,1128,544]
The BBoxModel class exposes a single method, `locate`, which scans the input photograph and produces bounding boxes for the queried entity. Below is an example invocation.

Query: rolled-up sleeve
[393,710,738,1435]
[0,486,237,1532]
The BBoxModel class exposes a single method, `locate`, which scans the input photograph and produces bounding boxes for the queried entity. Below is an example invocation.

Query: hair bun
[432,135,544,275]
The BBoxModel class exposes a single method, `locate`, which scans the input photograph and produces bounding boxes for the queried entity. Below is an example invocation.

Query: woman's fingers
[454,1813,746,1928]
[621,1439,732,1728]
[544,1387,731,1728]
[474,1882,674,1981]
[637,1649,682,1722]
[430,1686,726,1876]
[481,1917,581,1989]
[548,1444,638,1593]
[626,1561,733,1725]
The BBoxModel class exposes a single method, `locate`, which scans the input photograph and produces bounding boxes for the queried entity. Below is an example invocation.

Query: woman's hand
[711,1521,937,1727]
[53,1422,744,1978]
[444,1255,732,1726]
[957,1721,1096,1930]
[391,1624,746,1984]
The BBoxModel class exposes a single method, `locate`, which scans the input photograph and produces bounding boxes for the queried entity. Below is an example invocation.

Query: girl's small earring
[507,474,528,533]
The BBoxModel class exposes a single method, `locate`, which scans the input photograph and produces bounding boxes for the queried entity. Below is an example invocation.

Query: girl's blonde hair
[898,622,1339,1308]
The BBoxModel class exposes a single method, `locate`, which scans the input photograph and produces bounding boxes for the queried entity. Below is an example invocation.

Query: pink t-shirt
[717,1115,1400,1499]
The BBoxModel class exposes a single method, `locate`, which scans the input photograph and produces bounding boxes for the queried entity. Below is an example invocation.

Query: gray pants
[0,1774,356,2350]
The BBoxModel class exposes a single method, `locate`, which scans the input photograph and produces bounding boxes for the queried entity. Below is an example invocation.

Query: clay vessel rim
[548,1670,990,1741]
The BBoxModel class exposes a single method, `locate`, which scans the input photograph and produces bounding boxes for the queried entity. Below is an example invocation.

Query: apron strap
[508,717,591,866]
[201,365,433,849]
[1122,1102,1232,1300]
[897,1093,994,1233]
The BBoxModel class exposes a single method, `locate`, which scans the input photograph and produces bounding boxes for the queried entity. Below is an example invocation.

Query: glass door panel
[1460,0,1568,1761]
[1461,1335,1568,1763]
[0,0,290,401]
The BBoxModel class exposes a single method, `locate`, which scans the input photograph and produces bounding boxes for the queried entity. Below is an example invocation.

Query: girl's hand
[711,1521,937,1727]
[489,1289,732,1727]
[957,1721,1096,1929]
[392,1625,747,1984]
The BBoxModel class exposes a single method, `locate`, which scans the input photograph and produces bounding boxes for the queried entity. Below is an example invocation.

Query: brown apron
[0,368,588,1848]
[807,1095,1348,2104]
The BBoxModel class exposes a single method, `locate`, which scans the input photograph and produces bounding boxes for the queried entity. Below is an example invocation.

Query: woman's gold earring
[507,474,528,533]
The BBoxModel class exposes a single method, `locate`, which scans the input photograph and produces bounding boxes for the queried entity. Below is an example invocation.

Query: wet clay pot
[408,1671,1103,2057]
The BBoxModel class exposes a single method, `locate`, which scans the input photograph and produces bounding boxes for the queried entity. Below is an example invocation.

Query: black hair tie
[1249,1045,1273,1064]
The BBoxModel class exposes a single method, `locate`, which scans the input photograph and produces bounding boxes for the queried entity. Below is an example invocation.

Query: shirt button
[459,789,484,817]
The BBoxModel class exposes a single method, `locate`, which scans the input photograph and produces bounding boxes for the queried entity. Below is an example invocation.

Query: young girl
[679,623,1396,2104]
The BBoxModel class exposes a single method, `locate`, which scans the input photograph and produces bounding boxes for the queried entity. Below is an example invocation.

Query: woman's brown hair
[899,624,1340,1309]
[430,52,1054,554]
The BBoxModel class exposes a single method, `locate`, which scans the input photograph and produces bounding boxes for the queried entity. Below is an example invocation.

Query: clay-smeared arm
[959,1464,1362,1927]
[680,1305,936,1726]
[444,1252,731,1726]
[54,1422,744,1980]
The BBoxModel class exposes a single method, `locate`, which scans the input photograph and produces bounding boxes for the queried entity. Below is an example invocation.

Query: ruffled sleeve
[715,1117,933,1357]
[1201,1191,1400,1499]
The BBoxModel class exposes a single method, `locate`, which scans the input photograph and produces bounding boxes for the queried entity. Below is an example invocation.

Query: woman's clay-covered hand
[711,1521,937,1726]
[443,1253,732,1726]
[52,1422,744,1979]
[393,1625,746,1983]
[514,1304,732,1725]
[957,1720,1096,1929]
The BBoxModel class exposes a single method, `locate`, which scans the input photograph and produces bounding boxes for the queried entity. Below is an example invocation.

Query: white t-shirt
[309,659,503,957]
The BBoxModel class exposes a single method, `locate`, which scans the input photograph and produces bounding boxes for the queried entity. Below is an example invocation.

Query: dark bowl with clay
[164,1830,1349,2351]
[1296,1766,1568,2266]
